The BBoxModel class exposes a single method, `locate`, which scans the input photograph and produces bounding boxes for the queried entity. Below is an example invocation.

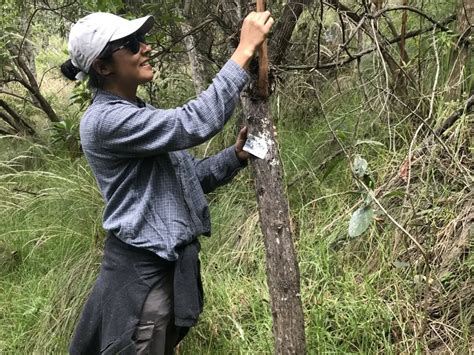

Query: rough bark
[0,112,21,134]
[242,94,306,354]
[220,0,244,30]
[270,0,313,64]
[216,1,312,351]
[237,0,310,353]
[220,0,247,54]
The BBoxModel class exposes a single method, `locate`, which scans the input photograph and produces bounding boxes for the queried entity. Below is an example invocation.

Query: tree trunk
[18,5,41,108]
[216,0,309,351]
[181,21,207,95]
[5,18,60,125]
[181,0,209,95]
[237,0,308,352]
[270,0,313,64]
[242,94,306,354]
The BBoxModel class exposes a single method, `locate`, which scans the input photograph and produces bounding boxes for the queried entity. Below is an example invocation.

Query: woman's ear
[91,59,114,76]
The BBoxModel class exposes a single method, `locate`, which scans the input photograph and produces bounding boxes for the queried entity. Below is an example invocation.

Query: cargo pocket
[132,322,155,354]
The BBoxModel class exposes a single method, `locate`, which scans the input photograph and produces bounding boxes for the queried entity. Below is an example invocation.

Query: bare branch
[0,125,16,135]
[0,111,21,133]
[435,95,474,136]
[0,90,35,105]
[371,5,454,32]
[374,86,472,186]
[18,1,78,57]
[14,57,60,123]
[277,15,455,71]
[317,0,324,66]
[398,0,409,65]
[149,18,216,60]
[0,100,36,136]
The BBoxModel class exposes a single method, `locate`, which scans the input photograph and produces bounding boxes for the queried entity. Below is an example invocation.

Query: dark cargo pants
[133,265,177,355]
[69,234,188,355]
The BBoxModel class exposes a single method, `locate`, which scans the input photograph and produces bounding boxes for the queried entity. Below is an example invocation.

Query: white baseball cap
[68,12,154,80]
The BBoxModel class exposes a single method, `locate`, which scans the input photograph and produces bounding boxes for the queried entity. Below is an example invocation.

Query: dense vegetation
[0,0,472,353]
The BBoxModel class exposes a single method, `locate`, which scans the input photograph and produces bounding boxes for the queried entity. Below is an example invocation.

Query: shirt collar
[93,89,146,108]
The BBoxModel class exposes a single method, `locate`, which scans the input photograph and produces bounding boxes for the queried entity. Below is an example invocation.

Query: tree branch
[371,5,453,32]
[0,111,21,133]
[14,56,60,122]
[324,0,411,96]
[0,100,36,136]
[0,124,16,135]
[0,89,35,105]
[277,15,455,71]
[149,17,216,60]
[435,94,474,136]
[18,0,77,57]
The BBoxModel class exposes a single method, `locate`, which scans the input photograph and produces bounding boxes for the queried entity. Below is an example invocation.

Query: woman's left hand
[235,126,250,161]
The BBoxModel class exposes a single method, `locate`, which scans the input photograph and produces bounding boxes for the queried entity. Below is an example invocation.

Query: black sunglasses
[105,33,147,56]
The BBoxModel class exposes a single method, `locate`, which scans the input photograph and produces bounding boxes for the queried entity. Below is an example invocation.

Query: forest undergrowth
[0,44,472,354]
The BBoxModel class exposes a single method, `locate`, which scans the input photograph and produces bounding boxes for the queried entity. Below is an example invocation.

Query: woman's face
[107,36,154,86]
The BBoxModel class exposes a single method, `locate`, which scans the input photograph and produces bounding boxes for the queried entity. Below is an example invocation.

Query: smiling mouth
[140,60,150,67]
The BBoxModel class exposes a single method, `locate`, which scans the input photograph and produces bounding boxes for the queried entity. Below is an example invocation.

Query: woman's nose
[140,42,152,54]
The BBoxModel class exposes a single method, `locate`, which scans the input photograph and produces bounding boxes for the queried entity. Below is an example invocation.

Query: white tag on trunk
[243,133,268,159]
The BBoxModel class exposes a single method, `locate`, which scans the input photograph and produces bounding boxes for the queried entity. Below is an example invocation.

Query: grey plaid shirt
[79,59,250,260]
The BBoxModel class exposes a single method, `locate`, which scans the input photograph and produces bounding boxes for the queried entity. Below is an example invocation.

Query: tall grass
[0,71,472,354]
[0,139,103,353]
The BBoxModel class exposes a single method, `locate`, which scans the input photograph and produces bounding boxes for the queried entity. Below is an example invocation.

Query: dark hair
[60,59,81,81]
[60,48,115,89]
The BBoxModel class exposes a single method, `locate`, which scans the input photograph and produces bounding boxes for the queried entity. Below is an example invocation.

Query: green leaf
[348,205,373,237]
[352,154,368,178]
[321,153,345,181]
[337,131,348,141]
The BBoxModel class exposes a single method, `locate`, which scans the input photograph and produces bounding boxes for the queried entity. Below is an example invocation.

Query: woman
[61,10,273,355]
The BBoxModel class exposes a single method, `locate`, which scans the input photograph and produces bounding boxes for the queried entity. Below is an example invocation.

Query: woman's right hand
[231,11,274,69]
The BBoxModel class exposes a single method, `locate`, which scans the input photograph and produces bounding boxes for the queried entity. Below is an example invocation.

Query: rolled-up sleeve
[95,59,249,158]
[188,146,248,194]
